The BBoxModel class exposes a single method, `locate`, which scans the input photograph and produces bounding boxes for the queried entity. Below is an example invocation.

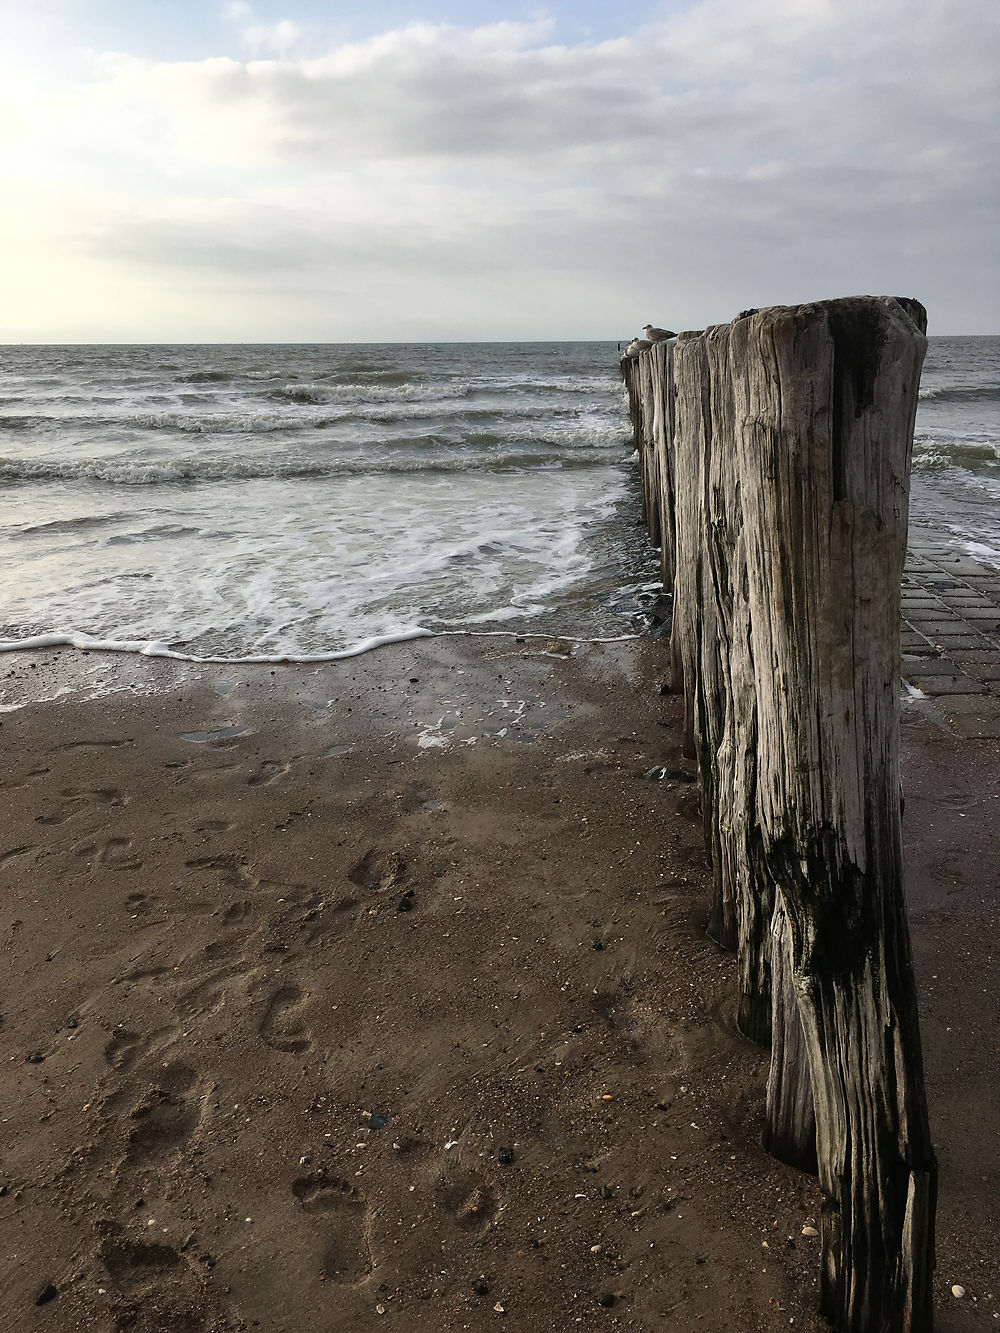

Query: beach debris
[369,1114,388,1131]
[951,1285,966,1299]
[643,767,668,781]
[497,1147,514,1165]
[493,1302,506,1314]
[653,683,672,695]
[544,638,572,656]
[35,1283,58,1307]
[444,1140,460,1150]
[376,1303,387,1315]
[473,1279,490,1296]
[298,1155,312,1165]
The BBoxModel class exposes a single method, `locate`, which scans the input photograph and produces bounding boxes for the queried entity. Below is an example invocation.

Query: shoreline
[0,639,996,1330]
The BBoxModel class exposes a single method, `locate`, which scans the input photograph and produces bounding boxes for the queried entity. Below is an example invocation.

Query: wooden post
[625,296,936,1332]
[735,296,935,1332]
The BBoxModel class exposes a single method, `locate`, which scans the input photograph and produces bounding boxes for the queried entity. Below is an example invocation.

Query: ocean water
[0,342,656,660]
[0,336,996,663]
[910,335,1000,560]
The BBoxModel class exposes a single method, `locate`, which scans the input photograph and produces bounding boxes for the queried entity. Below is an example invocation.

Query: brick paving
[901,533,1000,738]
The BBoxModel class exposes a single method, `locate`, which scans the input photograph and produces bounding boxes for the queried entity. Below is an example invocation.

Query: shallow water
[0,335,995,662]
[0,342,656,658]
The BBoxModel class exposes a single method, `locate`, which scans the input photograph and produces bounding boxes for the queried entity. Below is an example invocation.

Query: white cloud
[1,0,997,338]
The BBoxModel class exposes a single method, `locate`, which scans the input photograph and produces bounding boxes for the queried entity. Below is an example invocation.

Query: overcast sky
[2,0,997,341]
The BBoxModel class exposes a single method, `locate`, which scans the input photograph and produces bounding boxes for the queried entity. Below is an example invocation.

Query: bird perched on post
[622,337,653,358]
[643,324,676,342]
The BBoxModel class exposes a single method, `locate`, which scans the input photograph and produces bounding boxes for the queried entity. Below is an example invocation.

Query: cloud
[222,1,301,56]
[2,0,998,337]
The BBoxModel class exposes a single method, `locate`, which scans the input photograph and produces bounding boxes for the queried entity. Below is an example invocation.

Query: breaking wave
[0,448,623,486]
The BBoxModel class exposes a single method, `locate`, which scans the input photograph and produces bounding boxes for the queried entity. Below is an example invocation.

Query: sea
[0,336,997,663]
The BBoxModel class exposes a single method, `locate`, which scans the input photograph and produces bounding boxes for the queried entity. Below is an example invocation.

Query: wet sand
[0,638,996,1331]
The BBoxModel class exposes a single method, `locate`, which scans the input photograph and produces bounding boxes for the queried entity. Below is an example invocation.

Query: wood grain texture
[625,296,936,1332]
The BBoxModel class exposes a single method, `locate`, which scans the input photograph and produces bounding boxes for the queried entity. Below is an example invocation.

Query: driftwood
[621,296,936,1332]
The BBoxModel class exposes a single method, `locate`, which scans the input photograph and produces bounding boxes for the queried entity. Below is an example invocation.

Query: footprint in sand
[434,1168,498,1233]
[185,854,257,892]
[291,1175,373,1283]
[259,984,312,1054]
[589,988,661,1067]
[77,836,144,871]
[0,844,37,868]
[124,891,155,917]
[222,899,253,925]
[101,1231,183,1293]
[36,786,126,826]
[97,1223,212,1326]
[173,962,244,1020]
[348,847,407,892]
[125,1062,204,1163]
[104,1027,142,1070]
[247,759,295,787]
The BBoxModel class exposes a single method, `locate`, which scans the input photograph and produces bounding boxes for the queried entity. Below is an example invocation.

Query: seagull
[622,338,653,358]
[643,324,676,342]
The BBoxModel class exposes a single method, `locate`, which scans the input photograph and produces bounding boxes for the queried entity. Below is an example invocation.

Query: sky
[1,0,997,341]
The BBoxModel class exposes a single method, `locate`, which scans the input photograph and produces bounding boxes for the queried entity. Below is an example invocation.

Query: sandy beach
[0,637,996,1332]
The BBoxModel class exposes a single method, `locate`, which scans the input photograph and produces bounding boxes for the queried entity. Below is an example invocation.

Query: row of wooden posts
[621,297,937,1333]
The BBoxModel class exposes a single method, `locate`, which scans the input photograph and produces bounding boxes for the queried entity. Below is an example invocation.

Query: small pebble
[801,1226,819,1238]
[369,1114,388,1131]
[592,941,605,951]
[66,1018,78,1030]
[493,1302,506,1314]
[497,1147,514,1165]
[473,1279,490,1296]
[299,1155,312,1165]
[590,1244,602,1254]
[601,1094,615,1103]
[952,1285,966,1299]
[599,1292,616,1307]
[376,1303,386,1315]
[27,1052,45,1065]
[35,1284,58,1307]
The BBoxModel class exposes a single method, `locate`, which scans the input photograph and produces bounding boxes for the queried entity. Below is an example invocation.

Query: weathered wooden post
[626,296,936,1332]
[737,296,935,1332]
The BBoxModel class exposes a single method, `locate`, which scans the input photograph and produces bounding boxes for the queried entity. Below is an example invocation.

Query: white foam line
[0,625,641,667]
[0,627,436,664]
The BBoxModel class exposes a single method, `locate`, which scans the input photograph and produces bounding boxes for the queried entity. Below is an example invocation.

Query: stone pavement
[901,532,1000,738]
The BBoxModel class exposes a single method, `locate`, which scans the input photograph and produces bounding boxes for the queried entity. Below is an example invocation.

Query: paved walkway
[901,532,1000,738]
